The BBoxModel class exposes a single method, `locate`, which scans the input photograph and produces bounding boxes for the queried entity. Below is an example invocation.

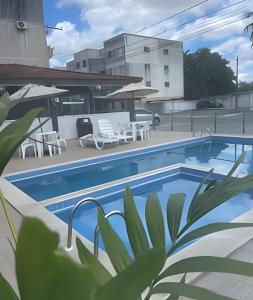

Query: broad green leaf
[98,208,132,274]
[166,274,186,300]
[168,222,253,255]
[224,152,246,180]
[123,187,149,258]
[182,174,253,236]
[151,282,233,300]
[96,248,165,300]
[0,109,48,175]
[0,273,19,300]
[16,218,98,300]
[76,237,112,286]
[145,193,165,252]
[156,256,253,283]
[167,193,185,243]
[187,168,214,222]
[0,93,13,126]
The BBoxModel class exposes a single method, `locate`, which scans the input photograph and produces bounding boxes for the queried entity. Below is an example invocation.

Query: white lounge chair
[98,119,133,143]
[79,134,119,150]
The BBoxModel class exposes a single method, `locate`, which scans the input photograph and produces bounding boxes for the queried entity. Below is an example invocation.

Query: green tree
[184,48,236,99]
[238,80,253,92]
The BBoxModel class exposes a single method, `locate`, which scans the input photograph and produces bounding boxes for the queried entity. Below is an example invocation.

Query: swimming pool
[6,135,253,201]
[47,166,253,253]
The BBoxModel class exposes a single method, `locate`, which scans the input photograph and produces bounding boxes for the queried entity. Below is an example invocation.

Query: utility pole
[235,56,239,110]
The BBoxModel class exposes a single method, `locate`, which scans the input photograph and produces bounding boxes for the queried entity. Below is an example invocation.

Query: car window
[135,109,152,114]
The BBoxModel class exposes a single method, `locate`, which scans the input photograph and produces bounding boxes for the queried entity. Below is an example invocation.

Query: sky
[44,0,253,82]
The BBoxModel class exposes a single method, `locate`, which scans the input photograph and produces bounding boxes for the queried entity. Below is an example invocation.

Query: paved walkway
[4,131,192,174]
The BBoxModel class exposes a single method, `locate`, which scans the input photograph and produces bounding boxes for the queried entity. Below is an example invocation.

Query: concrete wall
[0,0,49,67]
[58,112,130,139]
[1,112,130,140]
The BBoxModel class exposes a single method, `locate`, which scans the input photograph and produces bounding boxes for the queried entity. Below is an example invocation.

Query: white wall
[0,117,53,133]
[58,112,130,139]
[163,100,197,112]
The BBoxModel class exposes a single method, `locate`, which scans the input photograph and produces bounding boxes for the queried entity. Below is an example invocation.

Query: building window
[163,49,169,55]
[145,64,150,71]
[82,60,87,68]
[76,62,80,69]
[146,81,151,87]
[165,81,170,88]
[108,47,124,58]
[164,65,169,75]
[144,46,150,53]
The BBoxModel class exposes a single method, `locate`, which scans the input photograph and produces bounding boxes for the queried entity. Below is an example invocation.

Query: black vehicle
[197,100,223,109]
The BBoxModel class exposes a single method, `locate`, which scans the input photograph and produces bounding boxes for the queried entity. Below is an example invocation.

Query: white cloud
[47,0,253,80]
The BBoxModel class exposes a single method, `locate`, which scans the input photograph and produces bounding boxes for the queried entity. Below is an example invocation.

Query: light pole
[235,56,239,110]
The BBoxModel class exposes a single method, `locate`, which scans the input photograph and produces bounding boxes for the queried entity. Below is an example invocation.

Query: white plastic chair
[20,139,37,159]
[98,119,133,143]
[57,130,67,151]
[44,132,61,156]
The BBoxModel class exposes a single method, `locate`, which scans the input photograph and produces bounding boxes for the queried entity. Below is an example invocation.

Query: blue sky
[44,0,253,81]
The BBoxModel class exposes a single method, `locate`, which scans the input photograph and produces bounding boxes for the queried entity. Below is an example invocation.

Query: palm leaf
[123,187,149,258]
[167,193,185,243]
[180,174,253,236]
[95,248,165,300]
[224,152,246,181]
[76,237,112,286]
[0,273,19,300]
[145,193,165,252]
[151,282,233,300]
[16,218,99,300]
[97,208,132,274]
[0,108,48,175]
[168,222,253,255]
[0,93,14,126]
[156,256,253,283]
[187,168,214,222]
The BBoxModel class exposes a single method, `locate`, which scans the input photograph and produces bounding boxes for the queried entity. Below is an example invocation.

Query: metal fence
[159,108,253,135]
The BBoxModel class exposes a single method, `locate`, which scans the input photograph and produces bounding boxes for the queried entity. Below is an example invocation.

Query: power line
[126,0,246,52]
[134,0,208,34]
[126,15,249,59]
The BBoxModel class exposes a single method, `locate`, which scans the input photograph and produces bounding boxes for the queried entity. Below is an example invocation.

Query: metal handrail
[200,128,212,137]
[94,210,125,258]
[66,197,105,250]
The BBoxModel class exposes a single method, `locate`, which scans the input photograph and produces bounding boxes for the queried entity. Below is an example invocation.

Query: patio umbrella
[105,82,158,121]
[105,82,158,99]
[10,84,68,132]
[9,84,68,102]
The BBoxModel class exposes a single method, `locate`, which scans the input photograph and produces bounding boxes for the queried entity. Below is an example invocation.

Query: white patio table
[35,131,57,158]
[128,121,151,141]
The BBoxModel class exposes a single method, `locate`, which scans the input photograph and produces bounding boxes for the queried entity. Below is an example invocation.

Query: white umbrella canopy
[10,84,68,102]
[105,82,158,99]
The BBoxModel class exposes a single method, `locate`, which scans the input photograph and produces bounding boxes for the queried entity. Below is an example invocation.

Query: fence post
[170,110,173,131]
[242,112,245,135]
[190,111,193,132]
[214,111,217,133]
[152,112,156,131]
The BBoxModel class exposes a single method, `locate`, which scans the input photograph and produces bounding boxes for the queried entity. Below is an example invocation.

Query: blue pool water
[55,175,253,253]
[7,136,253,201]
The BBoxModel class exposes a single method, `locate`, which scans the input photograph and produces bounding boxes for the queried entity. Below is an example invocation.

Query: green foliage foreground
[2,93,253,299]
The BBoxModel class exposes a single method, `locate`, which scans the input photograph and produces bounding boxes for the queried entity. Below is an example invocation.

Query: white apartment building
[67,48,105,74]
[67,33,184,100]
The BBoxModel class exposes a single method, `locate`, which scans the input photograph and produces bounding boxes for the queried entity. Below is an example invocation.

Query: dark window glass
[144,46,150,52]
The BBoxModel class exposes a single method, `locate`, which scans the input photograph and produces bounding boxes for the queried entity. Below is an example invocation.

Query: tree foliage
[184,48,236,99]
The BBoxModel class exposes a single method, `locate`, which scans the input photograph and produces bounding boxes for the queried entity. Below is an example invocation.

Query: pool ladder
[66,197,125,259]
[192,127,212,137]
